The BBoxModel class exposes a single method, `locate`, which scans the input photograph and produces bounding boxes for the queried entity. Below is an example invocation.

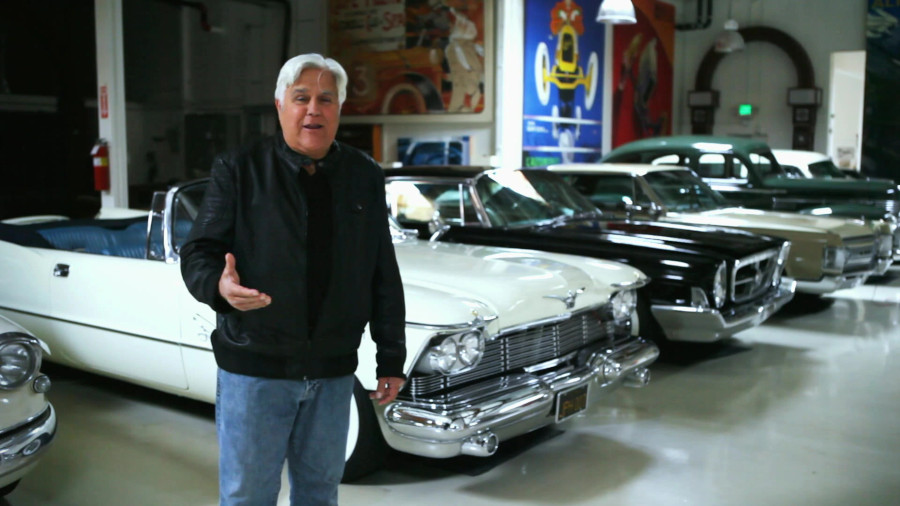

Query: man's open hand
[218,253,272,311]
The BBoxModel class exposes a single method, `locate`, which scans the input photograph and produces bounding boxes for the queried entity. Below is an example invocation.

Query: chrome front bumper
[0,404,56,484]
[651,278,796,343]
[795,272,869,294]
[378,338,659,459]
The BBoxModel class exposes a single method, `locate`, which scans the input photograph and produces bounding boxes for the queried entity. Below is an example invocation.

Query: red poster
[611,0,674,148]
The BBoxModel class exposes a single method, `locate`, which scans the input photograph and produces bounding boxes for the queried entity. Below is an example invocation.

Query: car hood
[548,217,783,260]
[666,208,873,242]
[393,239,645,330]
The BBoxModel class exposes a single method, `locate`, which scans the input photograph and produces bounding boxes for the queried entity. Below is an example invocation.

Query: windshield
[474,170,599,226]
[642,170,728,211]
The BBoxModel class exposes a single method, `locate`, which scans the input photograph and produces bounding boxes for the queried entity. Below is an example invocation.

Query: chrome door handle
[53,264,69,277]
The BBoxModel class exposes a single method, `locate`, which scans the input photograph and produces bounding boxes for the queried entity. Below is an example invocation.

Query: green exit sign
[738,104,754,116]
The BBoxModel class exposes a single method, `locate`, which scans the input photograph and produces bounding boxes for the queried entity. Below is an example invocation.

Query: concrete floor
[4,271,900,506]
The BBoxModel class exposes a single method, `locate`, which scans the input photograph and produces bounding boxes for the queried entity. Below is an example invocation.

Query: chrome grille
[843,235,877,272]
[407,306,618,399]
[731,249,782,303]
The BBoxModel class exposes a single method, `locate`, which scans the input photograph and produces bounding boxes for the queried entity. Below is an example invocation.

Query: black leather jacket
[180,136,406,380]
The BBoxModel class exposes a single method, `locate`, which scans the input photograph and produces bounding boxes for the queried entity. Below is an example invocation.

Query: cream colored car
[548,163,893,301]
[0,315,56,498]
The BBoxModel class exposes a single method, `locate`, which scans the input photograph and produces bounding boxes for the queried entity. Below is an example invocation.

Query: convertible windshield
[642,170,728,212]
[474,170,599,226]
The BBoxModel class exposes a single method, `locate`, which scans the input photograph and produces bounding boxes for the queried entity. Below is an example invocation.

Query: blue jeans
[216,368,355,506]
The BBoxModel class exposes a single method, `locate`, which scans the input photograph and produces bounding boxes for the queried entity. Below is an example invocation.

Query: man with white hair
[180,53,406,505]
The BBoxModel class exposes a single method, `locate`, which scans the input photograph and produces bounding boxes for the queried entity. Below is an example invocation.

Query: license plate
[555,385,588,422]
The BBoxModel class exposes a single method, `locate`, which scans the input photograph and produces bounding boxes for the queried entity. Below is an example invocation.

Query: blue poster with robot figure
[523,0,605,166]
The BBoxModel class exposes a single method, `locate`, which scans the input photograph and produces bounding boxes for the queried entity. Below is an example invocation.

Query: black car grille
[732,248,782,303]
[406,305,620,401]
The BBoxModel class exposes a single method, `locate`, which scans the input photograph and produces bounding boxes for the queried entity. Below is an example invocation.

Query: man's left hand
[370,377,405,405]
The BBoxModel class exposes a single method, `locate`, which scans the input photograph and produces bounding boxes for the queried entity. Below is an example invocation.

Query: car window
[650,154,682,166]
[475,170,597,227]
[733,156,749,178]
[808,160,847,178]
[385,181,477,225]
[781,164,806,178]
[564,174,634,210]
[643,170,727,211]
[697,153,726,177]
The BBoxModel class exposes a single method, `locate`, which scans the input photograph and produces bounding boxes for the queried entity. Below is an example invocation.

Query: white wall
[669,0,866,151]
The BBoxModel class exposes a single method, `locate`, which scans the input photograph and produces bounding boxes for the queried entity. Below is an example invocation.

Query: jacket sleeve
[180,157,237,314]
[367,170,408,379]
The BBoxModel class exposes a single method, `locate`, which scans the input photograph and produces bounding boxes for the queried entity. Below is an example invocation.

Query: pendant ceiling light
[596,0,637,25]
[714,1,745,53]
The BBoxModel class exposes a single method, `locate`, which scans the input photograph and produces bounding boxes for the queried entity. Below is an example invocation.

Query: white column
[94,0,129,209]
[496,1,524,168]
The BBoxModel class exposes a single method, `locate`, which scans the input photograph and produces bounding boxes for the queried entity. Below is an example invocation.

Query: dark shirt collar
[276,135,341,175]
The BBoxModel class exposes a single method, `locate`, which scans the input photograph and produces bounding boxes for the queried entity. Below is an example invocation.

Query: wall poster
[523,0,605,166]
[863,2,900,181]
[610,0,674,149]
[328,0,489,120]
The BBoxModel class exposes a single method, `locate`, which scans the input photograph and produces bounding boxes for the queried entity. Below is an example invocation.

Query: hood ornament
[544,287,585,310]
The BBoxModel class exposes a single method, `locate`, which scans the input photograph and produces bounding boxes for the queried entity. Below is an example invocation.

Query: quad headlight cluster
[609,289,637,322]
[691,261,727,310]
[823,246,848,273]
[0,333,42,390]
[415,327,487,376]
[712,262,727,308]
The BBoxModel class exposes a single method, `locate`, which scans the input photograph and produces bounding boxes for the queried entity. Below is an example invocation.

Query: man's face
[276,67,340,159]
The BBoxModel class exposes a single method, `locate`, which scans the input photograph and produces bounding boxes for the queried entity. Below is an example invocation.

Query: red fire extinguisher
[91,139,110,191]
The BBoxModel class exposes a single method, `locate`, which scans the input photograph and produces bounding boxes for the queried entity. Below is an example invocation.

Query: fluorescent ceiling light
[597,0,637,25]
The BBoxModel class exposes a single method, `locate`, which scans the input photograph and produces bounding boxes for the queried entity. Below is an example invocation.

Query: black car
[384,166,795,347]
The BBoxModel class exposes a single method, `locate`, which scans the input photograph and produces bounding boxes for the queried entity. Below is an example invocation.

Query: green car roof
[602,135,772,161]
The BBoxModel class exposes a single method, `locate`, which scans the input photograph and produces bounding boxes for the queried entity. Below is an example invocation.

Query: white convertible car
[0,180,657,480]
[0,315,56,497]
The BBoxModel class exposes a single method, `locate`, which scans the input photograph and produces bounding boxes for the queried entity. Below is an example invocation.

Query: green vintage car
[547,163,894,307]
[600,135,900,259]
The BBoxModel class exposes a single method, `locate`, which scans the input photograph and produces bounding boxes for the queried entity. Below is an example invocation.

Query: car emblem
[544,288,585,309]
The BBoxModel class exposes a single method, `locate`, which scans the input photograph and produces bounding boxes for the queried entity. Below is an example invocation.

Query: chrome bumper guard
[873,258,893,276]
[0,404,56,480]
[378,338,659,459]
[651,278,796,343]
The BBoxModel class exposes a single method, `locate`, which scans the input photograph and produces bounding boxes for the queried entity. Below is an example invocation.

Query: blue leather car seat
[37,227,116,255]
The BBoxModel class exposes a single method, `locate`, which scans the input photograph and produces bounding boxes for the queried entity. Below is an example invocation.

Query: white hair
[274,53,348,106]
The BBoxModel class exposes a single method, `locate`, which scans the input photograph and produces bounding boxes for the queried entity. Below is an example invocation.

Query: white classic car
[0,180,657,480]
[0,315,56,497]
[548,163,894,305]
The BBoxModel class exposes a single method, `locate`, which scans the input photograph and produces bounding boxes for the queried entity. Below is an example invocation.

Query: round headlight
[428,337,458,374]
[458,332,484,367]
[713,262,727,308]
[0,339,40,390]
[610,289,636,321]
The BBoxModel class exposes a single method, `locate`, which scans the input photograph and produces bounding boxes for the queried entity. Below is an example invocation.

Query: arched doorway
[688,26,821,150]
